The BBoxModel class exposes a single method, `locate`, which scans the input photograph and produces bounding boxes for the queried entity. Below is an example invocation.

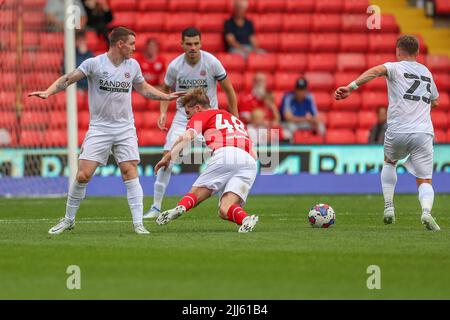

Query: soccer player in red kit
[154,88,259,233]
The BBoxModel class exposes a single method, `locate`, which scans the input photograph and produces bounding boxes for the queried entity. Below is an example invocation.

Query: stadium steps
[371,0,450,55]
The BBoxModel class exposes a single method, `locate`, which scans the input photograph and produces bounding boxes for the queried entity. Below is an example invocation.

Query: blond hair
[180,88,211,108]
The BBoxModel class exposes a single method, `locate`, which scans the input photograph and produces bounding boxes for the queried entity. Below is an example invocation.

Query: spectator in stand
[45,0,87,32]
[62,31,93,91]
[82,0,113,43]
[368,106,388,144]
[280,77,326,142]
[134,38,166,88]
[224,0,263,59]
[247,108,269,146]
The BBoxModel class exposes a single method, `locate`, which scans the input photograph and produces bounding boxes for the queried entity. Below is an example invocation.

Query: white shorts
[193,147,258,205]
[79,126,140,166]
[164,120,186,151]
[384,132,434,179]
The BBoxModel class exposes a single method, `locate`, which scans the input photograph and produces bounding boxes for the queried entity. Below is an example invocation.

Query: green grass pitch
[0,194,449,299]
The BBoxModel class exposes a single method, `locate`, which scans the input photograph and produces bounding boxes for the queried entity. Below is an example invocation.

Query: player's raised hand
[167,91,187,100]
[334,86,351,100]
[157,113,168,131]
[28,91,49,99]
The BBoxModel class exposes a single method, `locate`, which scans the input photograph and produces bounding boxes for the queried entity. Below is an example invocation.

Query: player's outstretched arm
[134,81,185,101]
[219,78,239,117]
[155,130,196,174]
[28,69,85,99]
[335,65,387,100]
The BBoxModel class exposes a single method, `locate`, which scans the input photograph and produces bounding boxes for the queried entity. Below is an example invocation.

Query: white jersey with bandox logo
[164,50,227,125]
[78,53,145,131]
[383,61,439,135]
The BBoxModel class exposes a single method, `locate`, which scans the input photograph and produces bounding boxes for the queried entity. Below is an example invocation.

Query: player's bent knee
[76,171,91,184]
[218,207,228,220]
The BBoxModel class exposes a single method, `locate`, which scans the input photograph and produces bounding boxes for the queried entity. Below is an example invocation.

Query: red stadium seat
[256,0,286,12]
[133,112,145,129]
[216,53,246,72]
[286,0,315,12]
[138,129,167,146]
[138,0,167,10]
[168,0,198,12]
[307,53,337,72]
[198,0,231,12]
[78,111,90,129]
[368,34,399,53]
[331,92,361,111]
[252,14,283,33]
[45,129,67,147]
[135,32,161,51]
[195,14,227,32]
[162,33,182,52]
[282,14,312,32]
[380,15,400,33]
[78,128,88,146]
[437,92,449,110]
[337,53,366,72]
[227,73,245,92]
[23,32,39,50]
[247,53,278,72]
[316,0,343,13]
[434,130,446,143]
[312,14,342,32]
[426,54,450,73]
[325,129,356,144]
[341,14,368,33]
[0,112,16,128]
[327,111,358,129]
[218,91,228,108]
[0,92,16,110]
[304,72,335,91]
[109,0,137,11]
[435,0,450,14]
[20,110,49,128]
[132,92,148,111]
[22,0,46,9]
[138,111,160,129]
[280,34,310,52]
[366,53,396,67]
[434,73,450,91]
[339,33,368,52]
[165,14,195,32]
[356,129,370,144]
[22,52,62,71]
[256,33,280,52]
[293,131,324,144]
[274,72,300,91]
[23,12,46,31]
[161,52,181,65]
[334,72,360,89]
[201,33,225,52]
[364,77,387,92]
[314,92,332,112]
[109,12,136,29]
[20,130,44,147]
[49,111,66,128]
[343,0,369,13]
[309,33,339,52]
[0,51,16,72]
[1,72,16,90]
[135,13,165,32]
[361,92,388,110]
[277,54,308,73]
[0,32,16,50]
[358,111,377,129]
[431,110,448,129]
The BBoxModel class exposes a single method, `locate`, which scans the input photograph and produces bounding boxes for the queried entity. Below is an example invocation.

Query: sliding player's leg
[218,192,258,233]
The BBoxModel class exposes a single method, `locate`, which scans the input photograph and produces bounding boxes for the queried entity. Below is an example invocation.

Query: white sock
[152,163,173,210]
[65,181,87,221]
[125,177,144,225]
[381,163,397,209]
[418,183,434,215]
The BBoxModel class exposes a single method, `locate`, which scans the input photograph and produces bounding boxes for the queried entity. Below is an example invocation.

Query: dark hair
[75,30,86,40]
[180,88,210,108]
[109,26,136,46]
[181,27,201,41]
[396,35,419,55]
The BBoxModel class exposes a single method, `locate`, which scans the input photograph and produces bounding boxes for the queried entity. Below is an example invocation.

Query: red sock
[177,193,198,212]
[226,204,249,225]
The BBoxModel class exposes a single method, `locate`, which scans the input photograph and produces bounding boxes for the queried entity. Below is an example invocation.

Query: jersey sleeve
[211,56,227,82]
[383,62,397,81]
[78,57,95,77]
[132,60,145,84]
[164,61,177,87]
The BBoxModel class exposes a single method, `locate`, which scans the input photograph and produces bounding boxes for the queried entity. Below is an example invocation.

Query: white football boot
[143,205,161,219]
[133,223,150,234]
[383,207,395,225]
[238,215,259,233]
[48,217,75,235]
[156,205,186,225]
[421,214,440,231]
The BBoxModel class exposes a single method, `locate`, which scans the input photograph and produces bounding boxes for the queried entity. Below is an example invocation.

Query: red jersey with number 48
[186,109,255,157]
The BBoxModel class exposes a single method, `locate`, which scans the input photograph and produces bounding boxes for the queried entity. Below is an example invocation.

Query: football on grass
[308,204,335,228]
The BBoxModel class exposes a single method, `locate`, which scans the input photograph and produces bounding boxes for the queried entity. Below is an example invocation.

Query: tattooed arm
[133,81,186,101]
[28,69,86,99]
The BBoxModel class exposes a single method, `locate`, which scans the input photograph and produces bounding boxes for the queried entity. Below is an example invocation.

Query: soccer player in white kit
[29,27,185,235]
[335,35,440,231]
[154,88,259,233]
[144,27,238,218]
